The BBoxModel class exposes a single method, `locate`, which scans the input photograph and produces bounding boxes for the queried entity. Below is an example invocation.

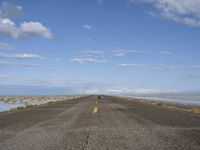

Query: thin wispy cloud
[117,63,187,72]
[0,1,22,18]
[71,58,107,64]
[0,43,13,50]
[113,49,149,57]
[0,2,54,39]
[0,76,111,89]
[71,49,107,64]
[129,0,200,27]
[160,51,172,55]
[152,65,179,72]
[0,61,40,67]
[118,63,149,68]
[188,65,200,70]
[187,73,200,79]
[113,49,127,57]
[81,50,105,55]
[97,0,104,5]
[177,56,189,60]
[153,65,200,72]
[83,24,96,30]
[80,85,161,94]
[0,73,180,94]
[160,51,173,59]
[84,37,92,41]
[0,53,45,59]
[105,87,160,94]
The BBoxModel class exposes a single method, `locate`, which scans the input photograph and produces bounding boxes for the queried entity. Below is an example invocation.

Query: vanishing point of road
[0,96,200,150]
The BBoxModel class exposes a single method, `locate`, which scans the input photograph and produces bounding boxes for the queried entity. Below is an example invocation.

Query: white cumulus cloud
[19,22,53,39]
[0,2,53,39]
[0,18,53,39]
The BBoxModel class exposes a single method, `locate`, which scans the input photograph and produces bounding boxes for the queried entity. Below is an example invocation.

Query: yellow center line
[93,106,98,113]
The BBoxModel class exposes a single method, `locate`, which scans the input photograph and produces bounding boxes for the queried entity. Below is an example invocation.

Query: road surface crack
[85,132,90,145]
[82,131,92,150]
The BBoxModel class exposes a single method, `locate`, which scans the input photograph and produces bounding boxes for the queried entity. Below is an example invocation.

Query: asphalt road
[0,96,200,150]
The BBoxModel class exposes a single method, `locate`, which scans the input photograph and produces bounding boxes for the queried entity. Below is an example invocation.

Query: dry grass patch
[25,104,36,109]
[191,107,200,114]
[10,106,24,113]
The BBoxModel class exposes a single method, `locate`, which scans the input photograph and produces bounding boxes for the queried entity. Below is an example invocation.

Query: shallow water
[0,101,23,112]
[127,93,200,105]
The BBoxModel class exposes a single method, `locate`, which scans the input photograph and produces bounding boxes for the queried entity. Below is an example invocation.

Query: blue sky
[0,0,200,95]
